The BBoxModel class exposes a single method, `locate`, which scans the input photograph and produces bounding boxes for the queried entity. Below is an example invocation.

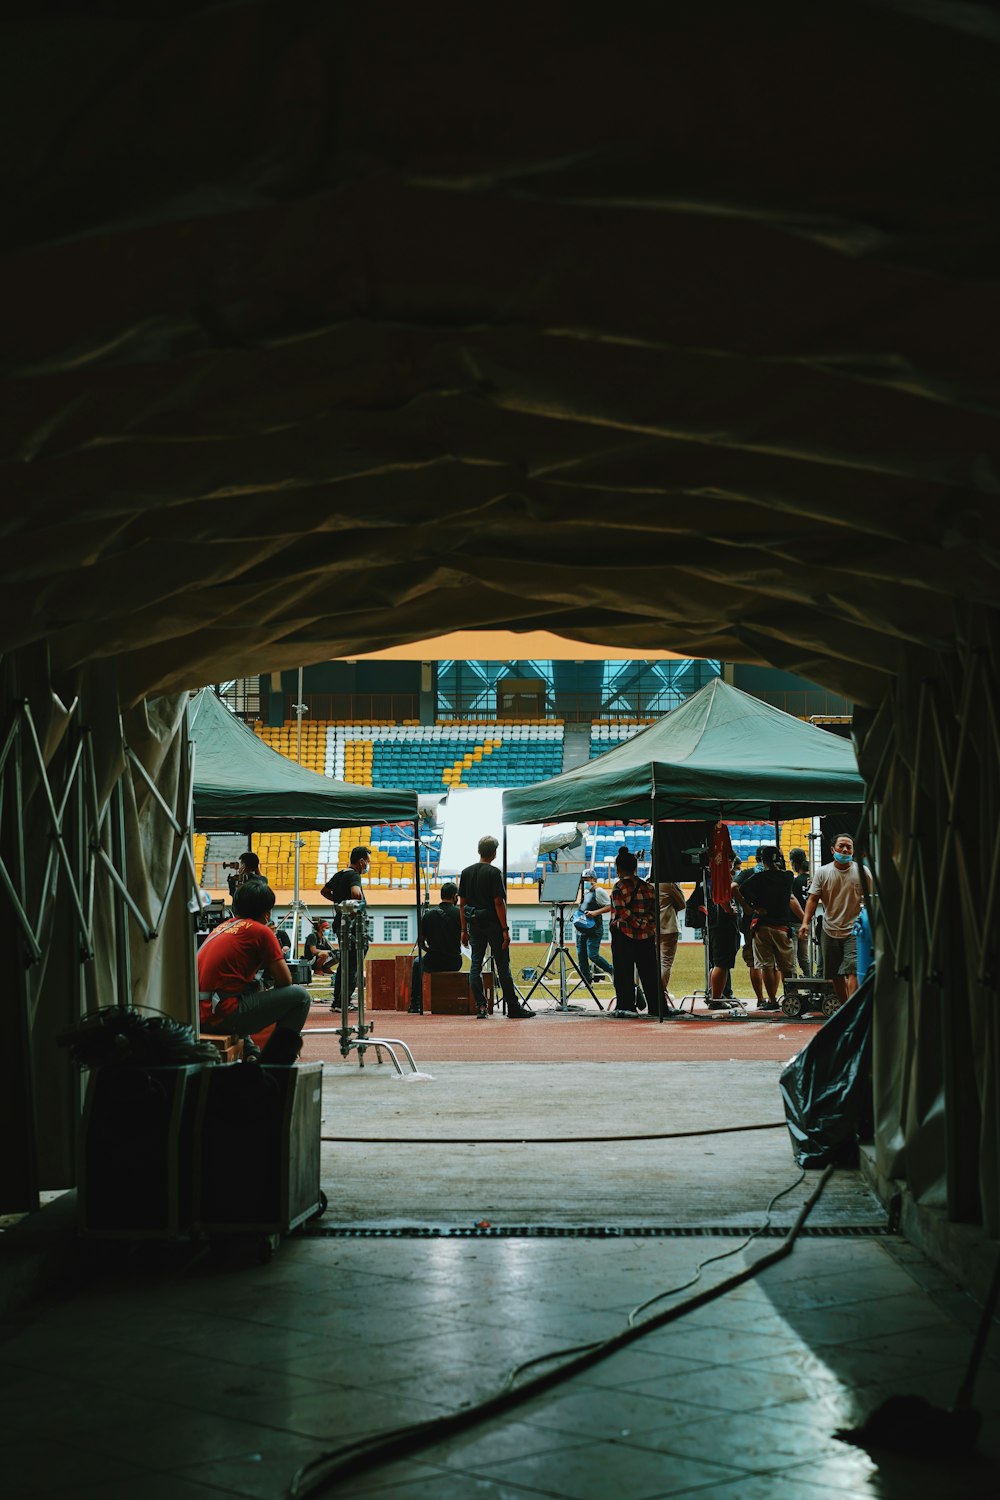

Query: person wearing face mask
[574,870,615,988]
[798,833,871,1004]
[320,844,371,1008]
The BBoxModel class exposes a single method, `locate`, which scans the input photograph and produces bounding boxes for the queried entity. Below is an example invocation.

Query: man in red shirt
[197,878,310,1063]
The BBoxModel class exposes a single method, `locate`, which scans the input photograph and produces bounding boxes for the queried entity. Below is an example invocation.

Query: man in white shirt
[798,834,872,1004]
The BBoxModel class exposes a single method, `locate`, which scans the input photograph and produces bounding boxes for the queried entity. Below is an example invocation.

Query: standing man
[197,878,309,1065]
[658,879,686,1005]
[737,846,805,1009]
[459,835,534,1019]
[788,848,812,975]
[320,845,371,1008]
[608,846,659,1016]
[735,847,766,1005]
[798,833,872,1004]
[409,882,463,1013]
[574,870,615,988]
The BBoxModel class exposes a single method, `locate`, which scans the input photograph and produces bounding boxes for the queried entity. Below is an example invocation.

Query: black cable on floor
[286,1164,835,1498]
[319,1120,786,1145]
[496,1170,807,1390]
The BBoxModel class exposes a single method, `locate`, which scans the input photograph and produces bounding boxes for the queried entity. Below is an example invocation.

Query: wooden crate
[365,956,399,1009]
[395,952,415,1010]
[423,971,494,1014]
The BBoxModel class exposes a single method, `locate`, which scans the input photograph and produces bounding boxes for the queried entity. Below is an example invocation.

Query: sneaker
[635,991,647,1012]
[506,1006,536,1019]
[612,1007,639,1017]
[476,1006,489,1019]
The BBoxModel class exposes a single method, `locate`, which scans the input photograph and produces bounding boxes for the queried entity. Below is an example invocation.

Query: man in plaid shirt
[609,847,659,1015]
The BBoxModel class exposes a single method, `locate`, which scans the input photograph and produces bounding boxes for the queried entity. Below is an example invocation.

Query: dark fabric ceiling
[4,0,999,706]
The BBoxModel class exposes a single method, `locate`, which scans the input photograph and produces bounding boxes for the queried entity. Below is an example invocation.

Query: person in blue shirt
[574,870,614,986]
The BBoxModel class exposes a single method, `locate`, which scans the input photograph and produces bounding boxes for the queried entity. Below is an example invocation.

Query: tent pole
[412,819,423,1009]
[291,667,305,958]
[651,802,664,1022]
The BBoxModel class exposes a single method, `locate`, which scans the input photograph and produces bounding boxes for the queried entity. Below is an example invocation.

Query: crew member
[788,848,812,975]
[658,879,686,1005]
[735,848,765,1004]
[574,870,614,987]
[320,845,371,1008]
[799,833,871,1003]
[608,846,658,1016]
[303,920,336,975]
[225,850,261,903]
[737,845,804,1008]
[197,877,309,1064]
[459,835,534,1019]
[409,882,462,1012]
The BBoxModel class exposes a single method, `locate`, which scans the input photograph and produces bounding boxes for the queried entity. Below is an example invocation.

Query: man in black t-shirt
[458,835,534,1019]
[738,846,805,1007]
[320,845,370,1007]
[409,882,463,1012]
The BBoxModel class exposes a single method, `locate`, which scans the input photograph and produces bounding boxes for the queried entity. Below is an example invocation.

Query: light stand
[304,902,422,1075]
[288,669,309,960]
[521,871,605,1012]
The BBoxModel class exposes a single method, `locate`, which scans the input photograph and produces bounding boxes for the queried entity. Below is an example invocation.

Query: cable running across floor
[286,1165,836,1497]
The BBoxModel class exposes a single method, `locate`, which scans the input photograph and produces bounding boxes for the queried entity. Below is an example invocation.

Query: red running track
[302,1003,820,1064]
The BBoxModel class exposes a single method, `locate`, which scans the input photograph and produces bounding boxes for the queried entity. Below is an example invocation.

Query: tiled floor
[1,1231,998,1498]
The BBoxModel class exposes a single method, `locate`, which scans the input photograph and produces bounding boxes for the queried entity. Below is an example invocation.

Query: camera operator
[224,851,261,904]
[320,846,372,1008]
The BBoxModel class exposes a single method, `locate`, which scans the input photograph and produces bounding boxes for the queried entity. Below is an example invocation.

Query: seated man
[303,920,336,975]
[197,877,310,1064]
[410,882,462,1012]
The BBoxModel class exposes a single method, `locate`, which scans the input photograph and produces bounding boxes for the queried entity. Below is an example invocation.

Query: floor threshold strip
[302,1223,891,1239]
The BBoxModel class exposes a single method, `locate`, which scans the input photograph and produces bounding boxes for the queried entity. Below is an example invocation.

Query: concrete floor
[1,1060,997,1499]
[319,1062,883,1229]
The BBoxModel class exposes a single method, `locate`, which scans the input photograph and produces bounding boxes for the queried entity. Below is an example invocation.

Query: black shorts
[709,926,740,968]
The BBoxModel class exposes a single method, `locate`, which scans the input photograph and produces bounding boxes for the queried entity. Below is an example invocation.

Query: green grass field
[365,940,753,1001]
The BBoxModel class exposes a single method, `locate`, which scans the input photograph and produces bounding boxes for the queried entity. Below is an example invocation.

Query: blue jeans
[575,930,614,984]
[469,921,518,1011]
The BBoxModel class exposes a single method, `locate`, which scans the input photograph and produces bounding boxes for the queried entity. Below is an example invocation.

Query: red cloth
[710,823,734,906]
[196,917,284,1022]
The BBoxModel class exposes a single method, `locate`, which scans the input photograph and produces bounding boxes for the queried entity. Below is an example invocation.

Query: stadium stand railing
[230,719,799,892]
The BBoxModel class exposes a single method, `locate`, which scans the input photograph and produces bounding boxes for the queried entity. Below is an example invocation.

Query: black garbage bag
[779,971,874,1168]
[61,1005,220,1069]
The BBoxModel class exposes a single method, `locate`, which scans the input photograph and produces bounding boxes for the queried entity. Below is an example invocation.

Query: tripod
[522,901,605,1012]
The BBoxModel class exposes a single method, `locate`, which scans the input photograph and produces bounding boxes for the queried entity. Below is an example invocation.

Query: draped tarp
[0,651,196,1208]
[2,4,999,710]
[2,2,1000,1240]
[502,680,863,824]
[854,618,1000,1236]
[189,689,417,831]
